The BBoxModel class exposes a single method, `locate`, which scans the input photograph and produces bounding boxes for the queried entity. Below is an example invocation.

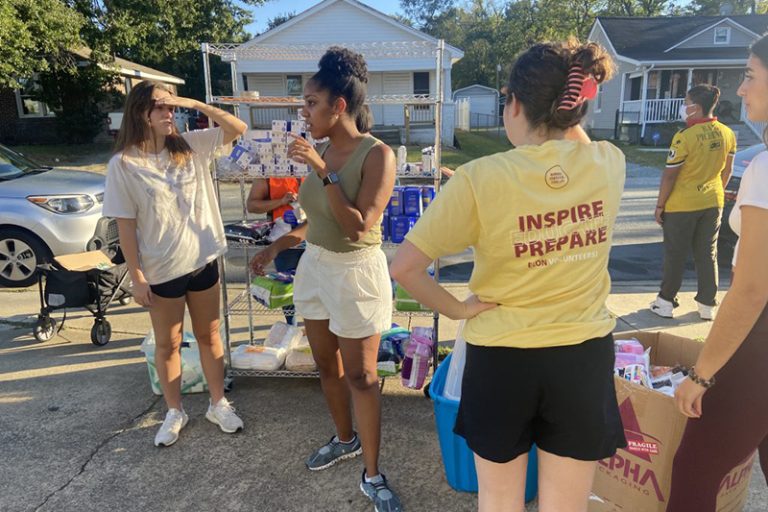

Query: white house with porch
[586,15,768,147]
[230,0,463,145]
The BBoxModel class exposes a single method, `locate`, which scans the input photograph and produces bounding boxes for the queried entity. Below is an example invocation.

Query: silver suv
[0,144,111,287]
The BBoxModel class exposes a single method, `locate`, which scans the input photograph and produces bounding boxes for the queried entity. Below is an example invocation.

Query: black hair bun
[319,46,368,84]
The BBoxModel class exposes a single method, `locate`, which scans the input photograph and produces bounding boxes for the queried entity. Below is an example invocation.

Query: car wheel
[0,228,51,288]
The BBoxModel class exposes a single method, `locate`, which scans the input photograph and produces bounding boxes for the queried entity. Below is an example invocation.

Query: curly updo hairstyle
[506,38,615,131]
[310,46,373,133]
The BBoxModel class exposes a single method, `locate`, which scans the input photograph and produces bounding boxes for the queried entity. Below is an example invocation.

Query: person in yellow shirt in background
[650,85,736,320]
[391,39,627,512]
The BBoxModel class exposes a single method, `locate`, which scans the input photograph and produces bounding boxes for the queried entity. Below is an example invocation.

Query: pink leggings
[666,303,768,511]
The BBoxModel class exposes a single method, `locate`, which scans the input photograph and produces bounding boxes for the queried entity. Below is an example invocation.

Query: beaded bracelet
[688,367,716,389]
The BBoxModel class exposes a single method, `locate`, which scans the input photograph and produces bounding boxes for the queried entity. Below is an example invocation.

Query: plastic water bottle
[397,145,407,173]
[401,327,433,389]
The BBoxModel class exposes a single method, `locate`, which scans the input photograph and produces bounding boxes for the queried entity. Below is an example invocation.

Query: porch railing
[620,98,685,124]
[741,102,767,140]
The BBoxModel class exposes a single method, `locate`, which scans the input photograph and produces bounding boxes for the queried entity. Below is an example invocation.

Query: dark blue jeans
[274,247,304,325]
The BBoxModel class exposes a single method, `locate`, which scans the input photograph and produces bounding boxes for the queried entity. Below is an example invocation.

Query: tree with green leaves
[267,12,297,31]
[687,0,767,14]
[64,0,267,100]
[0,0,84,89]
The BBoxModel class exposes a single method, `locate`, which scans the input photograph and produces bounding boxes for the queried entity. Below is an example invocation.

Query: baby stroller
[32,220,132,346]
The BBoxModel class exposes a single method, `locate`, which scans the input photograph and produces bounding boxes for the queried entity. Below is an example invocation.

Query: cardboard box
[54,250,114,271]
[589,331,755,512]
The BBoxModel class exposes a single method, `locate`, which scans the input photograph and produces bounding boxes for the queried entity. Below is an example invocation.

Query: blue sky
[242,0,404,36]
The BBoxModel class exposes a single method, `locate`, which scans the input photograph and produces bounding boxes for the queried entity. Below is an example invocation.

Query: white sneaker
[650,296,675,318]
[696,301,716,321]
[206,397,244,433]
[154,408,189,447]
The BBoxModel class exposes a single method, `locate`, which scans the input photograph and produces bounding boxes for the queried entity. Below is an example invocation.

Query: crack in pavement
[33,396,162,512]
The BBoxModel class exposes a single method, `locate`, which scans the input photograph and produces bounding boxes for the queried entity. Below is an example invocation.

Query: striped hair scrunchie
[557,65,599,111]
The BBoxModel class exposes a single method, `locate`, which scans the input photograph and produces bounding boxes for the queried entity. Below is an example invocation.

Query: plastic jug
[401,327,433,389]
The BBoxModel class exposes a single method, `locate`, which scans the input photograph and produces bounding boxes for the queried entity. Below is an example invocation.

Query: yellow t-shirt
[405,139,625,349]
[665,120,736,212]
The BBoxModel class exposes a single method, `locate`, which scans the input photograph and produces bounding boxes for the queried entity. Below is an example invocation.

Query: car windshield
[0,145,49,180]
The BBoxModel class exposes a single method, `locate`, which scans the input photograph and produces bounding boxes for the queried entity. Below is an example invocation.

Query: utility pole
[496,63,502,136]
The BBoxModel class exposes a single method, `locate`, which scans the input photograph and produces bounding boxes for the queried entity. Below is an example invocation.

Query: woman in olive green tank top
[250,47,401,511]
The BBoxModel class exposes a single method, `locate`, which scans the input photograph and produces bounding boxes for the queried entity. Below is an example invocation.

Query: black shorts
[455,333,627,463]
[149,261,220,299]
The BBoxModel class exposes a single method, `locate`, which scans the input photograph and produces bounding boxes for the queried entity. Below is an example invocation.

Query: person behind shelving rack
[390,38,627,512]
[102,80,247,448]
[650,84,736,321]
[248,47,401,512]
[246,175,305,325]
[665,34,768,512]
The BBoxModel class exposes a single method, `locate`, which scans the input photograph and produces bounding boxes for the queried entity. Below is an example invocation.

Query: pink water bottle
[401,328,433,389]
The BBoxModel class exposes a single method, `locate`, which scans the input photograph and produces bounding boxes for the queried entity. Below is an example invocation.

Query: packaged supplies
[377,325,410,376]
[286,335,316,372]
[402,187,423,216]
[251,273,294,309]
[267,218,292,242]
[388,187,403,216]
[389,216,418,244]
[228,144,253,170]
[141,330,208,395]
[231,322,302,371]
[224,220,272,244]
[421,186,435,210]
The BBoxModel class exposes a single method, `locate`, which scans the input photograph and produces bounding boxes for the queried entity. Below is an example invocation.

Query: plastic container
[421,186,435,211]
[388,187,403,216]
[402,187,423,216]
[401,328,432,389]
[442,320,466,401]
[397,145,407,172]
[389,216,418,244]
[430,353,538,501]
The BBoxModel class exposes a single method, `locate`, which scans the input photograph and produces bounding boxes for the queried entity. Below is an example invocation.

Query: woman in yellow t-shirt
[391,40,627,512]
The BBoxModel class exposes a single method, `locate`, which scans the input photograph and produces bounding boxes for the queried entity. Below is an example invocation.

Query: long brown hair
[506,38,615,131]
[114,80,193,166]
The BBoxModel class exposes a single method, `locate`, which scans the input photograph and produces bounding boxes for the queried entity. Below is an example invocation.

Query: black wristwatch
[322,172,340,187]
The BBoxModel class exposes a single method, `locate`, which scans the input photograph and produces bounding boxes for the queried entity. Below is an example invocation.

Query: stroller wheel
[119,296,132,306]
[90,319,112,346]
[33,316,57,342]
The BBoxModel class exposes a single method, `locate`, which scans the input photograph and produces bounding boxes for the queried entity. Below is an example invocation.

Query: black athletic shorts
[455,333,627,463]
[149,260,220,299]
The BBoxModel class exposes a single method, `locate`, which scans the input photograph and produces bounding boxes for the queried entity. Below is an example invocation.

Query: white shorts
[294,243,392,339]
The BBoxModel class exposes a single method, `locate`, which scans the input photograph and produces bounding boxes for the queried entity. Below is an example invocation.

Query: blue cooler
[429,353,538,501]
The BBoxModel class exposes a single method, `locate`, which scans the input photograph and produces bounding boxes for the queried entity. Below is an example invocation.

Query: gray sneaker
[305,434,362,471]
[360,471,402,512]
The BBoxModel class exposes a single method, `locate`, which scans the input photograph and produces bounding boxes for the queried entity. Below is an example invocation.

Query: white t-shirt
[729,150,768,266]
[103,128,227,285]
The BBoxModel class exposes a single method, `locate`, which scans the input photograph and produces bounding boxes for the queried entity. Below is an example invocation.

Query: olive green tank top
[299,135,383,253]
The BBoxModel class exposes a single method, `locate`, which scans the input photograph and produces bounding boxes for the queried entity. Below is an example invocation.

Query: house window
[595,84,604,112]
[286,75,303,96]
[15,77,55,118]
[413,72,430,96]
[714,27,731,45]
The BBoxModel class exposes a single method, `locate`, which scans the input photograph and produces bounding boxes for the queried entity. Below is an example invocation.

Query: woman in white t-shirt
[667,35,768,511]
[103,81,247,447]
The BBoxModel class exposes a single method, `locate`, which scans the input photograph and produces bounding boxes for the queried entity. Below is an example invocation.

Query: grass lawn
[8,143,113,167]
[393,129,512,171]
[603,140,667,169]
